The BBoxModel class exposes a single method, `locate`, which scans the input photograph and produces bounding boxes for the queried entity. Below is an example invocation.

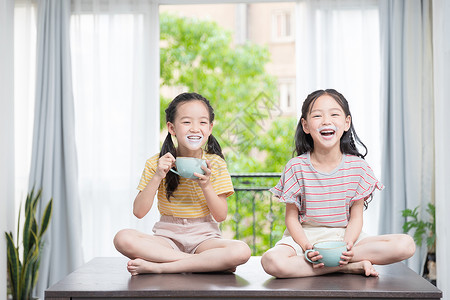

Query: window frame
[271,9,294,43]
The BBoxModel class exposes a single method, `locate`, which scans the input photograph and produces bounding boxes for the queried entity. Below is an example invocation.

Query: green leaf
[31,188,42,212]
[24,188,33,214]
[402,221,414,233]
[39,198,53,238]
[31,253,42,292]
[427,235,436,250]
[31,217,38,239]
[16,201,22,246]
[22,201,34,264]
[5,232,20,300]
[20,232,39,300]
[402,203,436,251]
[427,203,436,236]
[6,187,53,300]
[401,208,413,217]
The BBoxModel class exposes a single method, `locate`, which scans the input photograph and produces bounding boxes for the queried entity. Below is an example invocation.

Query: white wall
[0,0,15,298]
[433,1,450,298]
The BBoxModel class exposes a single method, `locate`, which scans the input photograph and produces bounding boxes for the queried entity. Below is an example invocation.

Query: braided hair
[160,92,224,200]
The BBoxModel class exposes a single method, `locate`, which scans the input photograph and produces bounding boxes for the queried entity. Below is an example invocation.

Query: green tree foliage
[253,117,298,172]
[160,12,278,169]
[221,117,297,254]
[159,13,299,254]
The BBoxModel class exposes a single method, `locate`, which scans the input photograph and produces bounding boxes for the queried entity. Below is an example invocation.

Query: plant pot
[423,252,436,286]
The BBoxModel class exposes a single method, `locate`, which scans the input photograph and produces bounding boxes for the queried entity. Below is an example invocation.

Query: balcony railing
[221,173,285,255]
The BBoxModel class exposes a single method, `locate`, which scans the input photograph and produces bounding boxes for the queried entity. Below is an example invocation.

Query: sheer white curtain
[70,0,160,262]
[11,0,37,293]
[295,0,381,235]
[14,0,36,230]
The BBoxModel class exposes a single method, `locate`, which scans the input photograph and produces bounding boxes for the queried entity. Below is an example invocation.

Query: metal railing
[221,173,285,255]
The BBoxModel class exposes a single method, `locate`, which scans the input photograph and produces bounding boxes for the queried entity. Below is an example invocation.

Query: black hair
[160,92,224,200]
[294,89,367,158]
[294,89,371,208]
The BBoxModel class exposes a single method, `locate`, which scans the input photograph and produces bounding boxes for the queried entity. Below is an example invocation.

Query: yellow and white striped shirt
[137,152,234,218]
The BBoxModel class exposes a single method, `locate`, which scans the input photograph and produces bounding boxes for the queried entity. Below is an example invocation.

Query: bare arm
[202,188,228,222]
[194,161,228,222]
[285,203,311,251]
[339,197,365,264]
[133,153,175,219]
[286,202,324,267]
[344,198,365,246]
[133,174,162,219]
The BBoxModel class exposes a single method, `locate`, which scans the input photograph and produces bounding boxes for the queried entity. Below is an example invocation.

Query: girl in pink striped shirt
[261,89,415,278]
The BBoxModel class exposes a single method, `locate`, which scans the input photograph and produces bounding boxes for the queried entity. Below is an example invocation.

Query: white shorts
[275,224,370,255]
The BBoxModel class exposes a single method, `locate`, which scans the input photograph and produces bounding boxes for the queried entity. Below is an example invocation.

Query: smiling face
[167,100,213,157]
[301,94,351,152]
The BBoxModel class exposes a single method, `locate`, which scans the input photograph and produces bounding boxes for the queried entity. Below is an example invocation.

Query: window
[15,0,382,261]
[272,10,294,42]
[278,78,296,114]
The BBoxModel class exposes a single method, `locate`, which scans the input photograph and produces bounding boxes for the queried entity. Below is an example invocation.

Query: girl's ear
[167,122,176,136]
[208,122,214,136]
[344,115,351,131]
[301,118,310,134]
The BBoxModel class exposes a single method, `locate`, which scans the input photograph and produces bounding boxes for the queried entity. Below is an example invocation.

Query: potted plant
[402,202,436,285]
[5,188,53,300]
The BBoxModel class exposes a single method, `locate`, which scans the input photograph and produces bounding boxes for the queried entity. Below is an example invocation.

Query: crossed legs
[261,233,415,278]
[113,229,251,275]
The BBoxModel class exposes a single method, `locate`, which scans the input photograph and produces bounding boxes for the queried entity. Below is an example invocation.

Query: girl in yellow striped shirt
[114,92,251,275]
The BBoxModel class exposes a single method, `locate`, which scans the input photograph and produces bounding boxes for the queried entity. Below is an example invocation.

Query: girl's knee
[261,250,284,277]
[228,241,251,265]
[260,251,274,269]
[399,234,416,259]
[388,234,416,260]
[113,229,135,252]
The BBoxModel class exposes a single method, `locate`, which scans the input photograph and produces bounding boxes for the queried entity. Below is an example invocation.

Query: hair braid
[205,134,224,159]
[160,133,179,200]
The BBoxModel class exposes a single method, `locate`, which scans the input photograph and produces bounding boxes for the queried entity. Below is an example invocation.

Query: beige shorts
[275,224,370,255]
[152,215,222,254]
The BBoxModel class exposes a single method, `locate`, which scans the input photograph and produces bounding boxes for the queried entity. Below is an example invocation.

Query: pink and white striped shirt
[270,152,384,227]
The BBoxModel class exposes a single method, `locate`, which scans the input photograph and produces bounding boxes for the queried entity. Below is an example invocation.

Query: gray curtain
[379,0,434,274]
[28,0,83,298]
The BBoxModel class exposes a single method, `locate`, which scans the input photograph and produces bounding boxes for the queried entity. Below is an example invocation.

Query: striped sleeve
[137,154,159,191]
[350,157,384,202]
[269,158,302,210]
[208,154,234,198]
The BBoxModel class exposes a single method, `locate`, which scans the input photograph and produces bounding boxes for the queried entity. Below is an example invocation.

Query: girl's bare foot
[341,260,379,277]
[127,258,162,275]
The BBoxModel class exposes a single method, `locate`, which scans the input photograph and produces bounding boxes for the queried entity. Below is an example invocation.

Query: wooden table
[45,256,442,299]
